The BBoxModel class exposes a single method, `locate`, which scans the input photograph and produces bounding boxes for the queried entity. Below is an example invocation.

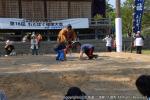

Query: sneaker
[93,54,98,59]
[88,55,98,60]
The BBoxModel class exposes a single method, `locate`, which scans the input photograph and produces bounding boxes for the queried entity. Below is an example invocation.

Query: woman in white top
[134,31,144,54]
[103,35,112,52]
[30,34,38,55]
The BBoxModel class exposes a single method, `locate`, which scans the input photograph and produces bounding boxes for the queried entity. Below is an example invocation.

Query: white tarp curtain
[0,18,89,30]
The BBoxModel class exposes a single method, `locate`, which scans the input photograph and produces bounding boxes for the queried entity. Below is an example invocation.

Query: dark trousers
[32,48,38,55]
[5,45,14,55]
[107,46,112,52]
[85,47,94,59]
[5,49,12,55]
[136,46,142,54]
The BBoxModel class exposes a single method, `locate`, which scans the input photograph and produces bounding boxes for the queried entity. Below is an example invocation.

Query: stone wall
[0,38,150,55]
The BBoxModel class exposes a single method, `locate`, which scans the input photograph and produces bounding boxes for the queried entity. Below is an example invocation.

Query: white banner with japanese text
[0,18,89,30]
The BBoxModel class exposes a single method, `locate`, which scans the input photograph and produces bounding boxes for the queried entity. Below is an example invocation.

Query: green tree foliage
[144,0,150,10]
[106,0,115,31]
[121,0,150,36]
[93,14,103,21]
[142,1,150,36]
[121,0,134,36]
[106,0,150,36]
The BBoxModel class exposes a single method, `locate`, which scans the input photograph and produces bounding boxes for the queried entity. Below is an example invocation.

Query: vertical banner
[133,0,145,33]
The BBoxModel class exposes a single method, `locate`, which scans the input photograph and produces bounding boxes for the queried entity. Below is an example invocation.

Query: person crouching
[54,43,66,61]
[74,42,98,60]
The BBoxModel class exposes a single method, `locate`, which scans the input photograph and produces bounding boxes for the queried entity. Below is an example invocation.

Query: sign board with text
[0,18,89,30]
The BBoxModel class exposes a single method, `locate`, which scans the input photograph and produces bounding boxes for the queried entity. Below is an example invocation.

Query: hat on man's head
[67,24,72,29]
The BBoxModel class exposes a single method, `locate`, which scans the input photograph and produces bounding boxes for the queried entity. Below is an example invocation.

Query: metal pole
[115,0,122,52]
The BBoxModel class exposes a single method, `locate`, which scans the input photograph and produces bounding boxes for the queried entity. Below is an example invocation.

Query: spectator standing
[103,35,112,52]
[36,33,43,48]
[134,31,144,54]
[30,34,38,55]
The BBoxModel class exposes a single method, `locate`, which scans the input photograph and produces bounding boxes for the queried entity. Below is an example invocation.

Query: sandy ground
[0,52,150,100]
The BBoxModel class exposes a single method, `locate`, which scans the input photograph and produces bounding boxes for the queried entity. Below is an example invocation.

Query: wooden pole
[116,0,121,18]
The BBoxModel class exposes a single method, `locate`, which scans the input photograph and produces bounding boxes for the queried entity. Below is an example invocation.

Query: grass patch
[143,50,150,55]
[125,49,150,55]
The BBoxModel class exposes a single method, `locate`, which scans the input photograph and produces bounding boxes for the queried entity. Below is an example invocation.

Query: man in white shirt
[134,31,144,54]
[103,35,112,52]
